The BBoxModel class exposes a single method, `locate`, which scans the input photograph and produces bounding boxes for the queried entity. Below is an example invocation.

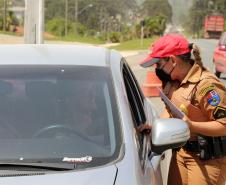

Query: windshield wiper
[0,162,75,171]
[0,156,113,171]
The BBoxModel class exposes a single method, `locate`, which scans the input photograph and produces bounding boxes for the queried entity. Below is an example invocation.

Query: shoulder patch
[206,90,221,106]
[213,106,226,119]
[199,85,215,96]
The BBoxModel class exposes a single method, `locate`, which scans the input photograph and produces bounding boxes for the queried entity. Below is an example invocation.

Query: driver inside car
[63,82,107,145]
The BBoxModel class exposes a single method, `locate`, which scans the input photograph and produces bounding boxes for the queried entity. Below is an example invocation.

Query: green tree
[136,14,167,38]
[141,0,172,22]
[45,0,65,22]
[45,0,138,32]
[74,0,137,31]
[0,0,19,31]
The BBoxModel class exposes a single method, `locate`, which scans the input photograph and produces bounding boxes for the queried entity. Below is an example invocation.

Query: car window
[125,60,146,104]
[122,61,146,125]
[223,38,226,46]
[219,38,226,46]
[121,60,147,162]
[0,65,122,169]
[219,33,226,45]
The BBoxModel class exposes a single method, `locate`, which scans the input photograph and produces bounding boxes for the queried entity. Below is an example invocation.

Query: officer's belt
[183,140,200,153]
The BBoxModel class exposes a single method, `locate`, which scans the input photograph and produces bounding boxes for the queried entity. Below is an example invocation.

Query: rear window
[0,65,122,169]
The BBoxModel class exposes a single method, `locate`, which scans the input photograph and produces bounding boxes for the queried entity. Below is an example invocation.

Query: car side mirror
[151,118,190,155]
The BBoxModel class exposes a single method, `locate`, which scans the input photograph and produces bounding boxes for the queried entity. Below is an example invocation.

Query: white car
[0,45,189,185]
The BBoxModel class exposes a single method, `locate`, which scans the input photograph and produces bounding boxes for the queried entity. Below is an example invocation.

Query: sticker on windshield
[62,156,93,163]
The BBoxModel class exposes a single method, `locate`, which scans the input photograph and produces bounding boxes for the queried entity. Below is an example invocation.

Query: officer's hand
[182,115,193,131]
[136,124,152,134]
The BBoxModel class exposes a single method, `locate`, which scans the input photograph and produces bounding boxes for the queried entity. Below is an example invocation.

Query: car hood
[0,165,117,185]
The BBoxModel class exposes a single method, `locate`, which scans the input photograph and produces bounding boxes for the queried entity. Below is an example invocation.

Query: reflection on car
[0,45,189,185]
[213,32,226,77]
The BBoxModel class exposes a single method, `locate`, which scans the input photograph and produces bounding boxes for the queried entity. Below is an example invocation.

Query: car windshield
[0,65,122,169]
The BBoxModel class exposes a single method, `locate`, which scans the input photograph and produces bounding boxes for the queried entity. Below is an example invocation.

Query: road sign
[140,20,145,27]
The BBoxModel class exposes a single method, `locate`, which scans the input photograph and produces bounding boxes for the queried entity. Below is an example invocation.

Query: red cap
[140,34,191,67]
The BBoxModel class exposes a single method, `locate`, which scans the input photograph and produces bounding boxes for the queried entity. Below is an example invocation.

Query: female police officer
[140,34,226,185]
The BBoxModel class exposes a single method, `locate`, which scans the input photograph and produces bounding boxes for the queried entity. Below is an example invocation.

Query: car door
[121,60,160,185]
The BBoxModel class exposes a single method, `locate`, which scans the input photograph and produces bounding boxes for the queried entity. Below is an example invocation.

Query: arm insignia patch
[213,106,226,119]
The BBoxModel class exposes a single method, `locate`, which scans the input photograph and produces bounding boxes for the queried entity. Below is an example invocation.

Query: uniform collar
[181,61,202,85]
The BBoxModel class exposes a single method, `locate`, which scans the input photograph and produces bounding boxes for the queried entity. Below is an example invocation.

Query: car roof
[0,44,111,66]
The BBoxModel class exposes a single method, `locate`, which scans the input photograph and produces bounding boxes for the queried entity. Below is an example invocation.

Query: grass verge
[109,37,158,51]
[54,34,105,45]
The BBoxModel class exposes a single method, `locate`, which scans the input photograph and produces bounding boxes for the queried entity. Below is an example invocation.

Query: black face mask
[155,68,172,83]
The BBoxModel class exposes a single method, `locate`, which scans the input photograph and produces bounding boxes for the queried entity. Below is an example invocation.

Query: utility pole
[65,0,68,36]
[24,0,44,44]
[37,0,44,43]
[140,20,145,46]
[75,0,78,22]
[3,0,7,31]
[99,6,103,33]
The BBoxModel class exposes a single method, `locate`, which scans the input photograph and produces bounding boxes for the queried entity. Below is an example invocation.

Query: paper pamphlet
[158,88,185,119]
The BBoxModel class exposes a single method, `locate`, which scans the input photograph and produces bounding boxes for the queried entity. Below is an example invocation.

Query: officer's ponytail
[178,43,204,69]
[189,43,204,68]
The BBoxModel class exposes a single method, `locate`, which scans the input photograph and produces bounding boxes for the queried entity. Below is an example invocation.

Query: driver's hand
[136,124,152,134]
